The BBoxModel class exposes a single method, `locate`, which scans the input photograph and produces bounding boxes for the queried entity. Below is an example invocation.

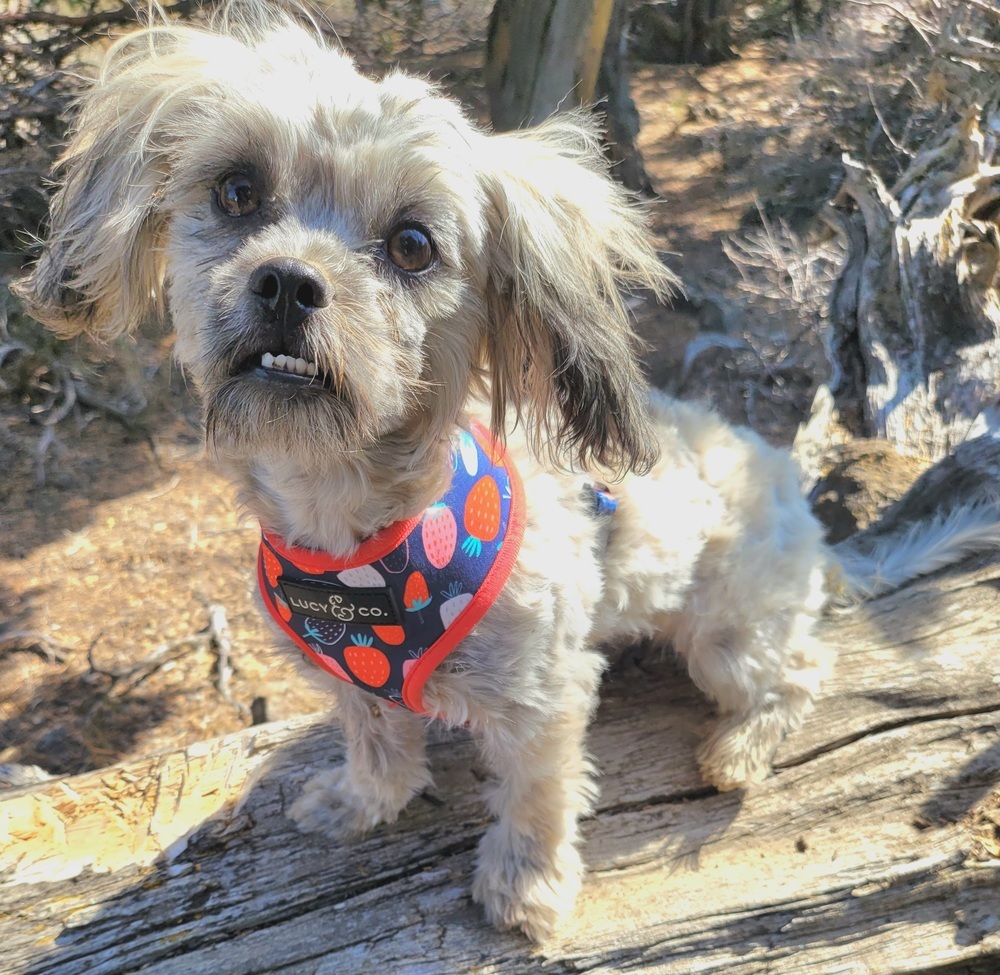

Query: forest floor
[0,7,931,777]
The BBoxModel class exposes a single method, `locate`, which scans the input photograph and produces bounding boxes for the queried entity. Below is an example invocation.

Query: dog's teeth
[257,352,319,378]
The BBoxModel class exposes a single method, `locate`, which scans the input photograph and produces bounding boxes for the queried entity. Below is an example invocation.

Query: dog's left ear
[479,113,677,477]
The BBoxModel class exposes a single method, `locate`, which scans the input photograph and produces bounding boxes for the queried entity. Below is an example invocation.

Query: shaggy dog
[15,8,999,941]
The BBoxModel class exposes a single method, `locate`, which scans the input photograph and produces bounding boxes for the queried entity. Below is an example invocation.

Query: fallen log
[3,545,1000,973]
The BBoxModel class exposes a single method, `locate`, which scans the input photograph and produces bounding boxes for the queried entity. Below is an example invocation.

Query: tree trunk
[630,0,734,65]
[485,0,615,130]
[485,0,652,193]
[4,438,1000,972]
[596,0,653,195]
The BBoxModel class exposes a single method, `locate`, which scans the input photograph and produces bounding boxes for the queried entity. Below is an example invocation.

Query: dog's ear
[12,37,180,340]
[479,113,677,477]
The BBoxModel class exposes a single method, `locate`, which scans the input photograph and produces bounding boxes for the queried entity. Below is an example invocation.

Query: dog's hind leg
[289,686,431,836]
[679,607,832,791]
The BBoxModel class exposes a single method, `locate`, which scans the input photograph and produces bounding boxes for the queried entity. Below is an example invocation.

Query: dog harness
[258,424,526,713]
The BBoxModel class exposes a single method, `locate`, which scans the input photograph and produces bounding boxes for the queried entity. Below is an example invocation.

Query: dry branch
[821,118,1000,459]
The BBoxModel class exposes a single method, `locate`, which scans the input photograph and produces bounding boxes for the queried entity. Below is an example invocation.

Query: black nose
[249,258,331,332]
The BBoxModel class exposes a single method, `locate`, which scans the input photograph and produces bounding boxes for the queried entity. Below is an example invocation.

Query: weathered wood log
[823,108,1000,461]
[3,549,1000,973]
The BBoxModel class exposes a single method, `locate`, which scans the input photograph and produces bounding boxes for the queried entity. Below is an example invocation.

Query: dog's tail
[832,502,1000,602]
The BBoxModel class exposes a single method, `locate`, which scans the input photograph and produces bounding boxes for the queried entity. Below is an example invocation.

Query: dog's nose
[249,259,331,332]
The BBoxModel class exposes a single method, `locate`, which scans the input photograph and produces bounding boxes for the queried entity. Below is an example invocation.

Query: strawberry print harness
[258,424,526,714]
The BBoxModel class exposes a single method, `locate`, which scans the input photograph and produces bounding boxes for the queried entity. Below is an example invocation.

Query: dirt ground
[0,8,924,776]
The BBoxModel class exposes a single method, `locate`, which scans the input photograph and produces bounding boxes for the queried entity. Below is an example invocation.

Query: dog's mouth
[253,351,320,383]
[233,351,332,390]
[208,345,360,454]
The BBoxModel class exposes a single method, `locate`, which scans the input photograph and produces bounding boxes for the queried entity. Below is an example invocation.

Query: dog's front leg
[289,686,431,837]
[471,663,602,942]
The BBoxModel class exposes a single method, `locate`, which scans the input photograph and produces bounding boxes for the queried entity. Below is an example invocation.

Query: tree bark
[485,0,652,193]
[5,438,1000,973]
[485,0,615,130]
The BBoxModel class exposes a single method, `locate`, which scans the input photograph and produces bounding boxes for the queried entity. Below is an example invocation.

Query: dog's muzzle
[236,258,335,388]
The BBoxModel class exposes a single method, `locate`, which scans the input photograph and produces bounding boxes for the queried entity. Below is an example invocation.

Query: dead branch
[0,630,70,664]
[83,606,248,717]
[207,604,249,717]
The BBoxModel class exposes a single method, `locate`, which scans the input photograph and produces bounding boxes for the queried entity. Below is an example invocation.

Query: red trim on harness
[263,514,422,572]
[401,435,525,712]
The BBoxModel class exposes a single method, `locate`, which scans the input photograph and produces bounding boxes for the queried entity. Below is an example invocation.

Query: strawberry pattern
[378,537,409,575]
[344,635,392,688]
[403,570,432,612]
[421,504,457,569]
[303,618,346,646]
[257,423,523,712]
[462,475,501,557]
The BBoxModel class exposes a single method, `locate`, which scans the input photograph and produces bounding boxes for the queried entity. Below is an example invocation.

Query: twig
[208,603,248,716]
[0,630,70,664]
[867,82,911,157]
[74,382,146,427]
[87,630,205,690]
[32,369,77,426]
[34,424,67,485]
[85,607,248,715]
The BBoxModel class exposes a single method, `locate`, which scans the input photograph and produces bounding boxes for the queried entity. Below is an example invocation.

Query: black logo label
[278,579,401,625]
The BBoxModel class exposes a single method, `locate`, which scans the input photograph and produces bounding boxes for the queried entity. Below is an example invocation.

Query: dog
[15,7,1000,942]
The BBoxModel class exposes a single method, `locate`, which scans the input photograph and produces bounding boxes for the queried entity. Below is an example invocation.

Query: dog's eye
[386,224,435,274]
[215,173,260,217]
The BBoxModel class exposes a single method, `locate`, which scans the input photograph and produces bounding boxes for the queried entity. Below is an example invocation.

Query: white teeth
[260,352,320,378]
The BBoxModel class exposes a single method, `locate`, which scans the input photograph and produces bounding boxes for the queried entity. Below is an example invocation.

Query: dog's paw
[471,826,583,942]
[288,765,402,838]
[696,726,772,792]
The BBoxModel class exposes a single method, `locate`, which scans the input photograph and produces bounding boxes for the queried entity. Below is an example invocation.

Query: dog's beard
[195,299,421,462]
[203,371,370,459]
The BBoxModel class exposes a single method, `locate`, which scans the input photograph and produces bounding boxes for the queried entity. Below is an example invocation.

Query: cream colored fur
[15,7,998,943]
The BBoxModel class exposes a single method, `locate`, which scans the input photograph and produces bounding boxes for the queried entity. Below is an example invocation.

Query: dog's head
[15,11,676,477]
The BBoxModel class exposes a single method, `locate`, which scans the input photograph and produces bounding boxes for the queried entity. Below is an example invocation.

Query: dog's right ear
[13,36,178,339]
